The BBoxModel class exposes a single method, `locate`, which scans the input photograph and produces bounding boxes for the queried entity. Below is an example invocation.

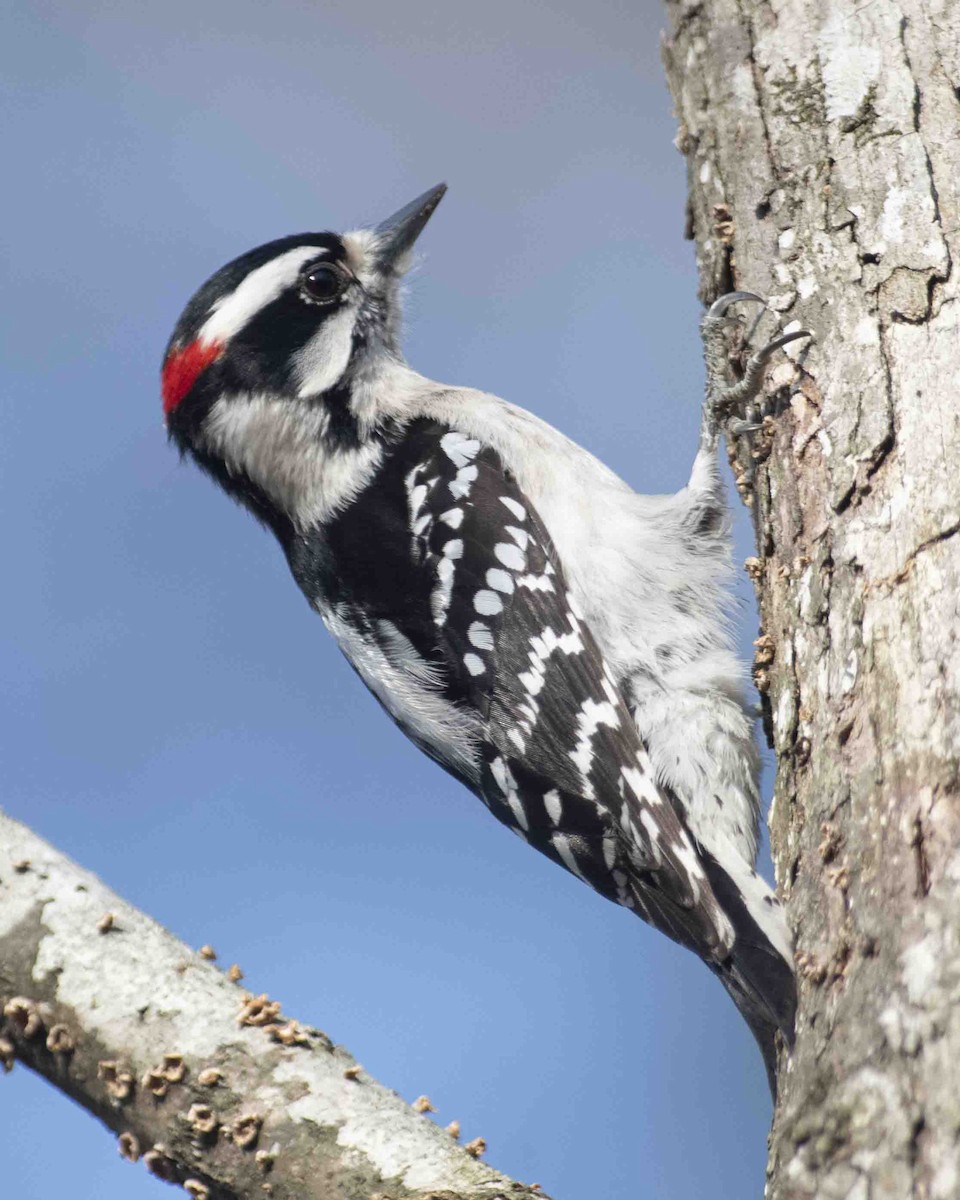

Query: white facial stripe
[199,246,325,344]
[294,304,357,398]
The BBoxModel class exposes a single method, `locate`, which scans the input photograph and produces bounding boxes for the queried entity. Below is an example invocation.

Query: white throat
[199,360,437,529]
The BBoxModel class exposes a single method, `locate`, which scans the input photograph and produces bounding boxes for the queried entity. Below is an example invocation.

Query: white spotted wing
[399,422,734,961]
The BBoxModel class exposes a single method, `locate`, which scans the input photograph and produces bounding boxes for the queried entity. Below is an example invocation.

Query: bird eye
[301,263,348,304]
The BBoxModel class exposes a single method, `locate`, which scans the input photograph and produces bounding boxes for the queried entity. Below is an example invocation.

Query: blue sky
[1,2,776,1196]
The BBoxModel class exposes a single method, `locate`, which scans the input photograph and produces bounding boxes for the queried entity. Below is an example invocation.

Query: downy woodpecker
[163,185,801,1090]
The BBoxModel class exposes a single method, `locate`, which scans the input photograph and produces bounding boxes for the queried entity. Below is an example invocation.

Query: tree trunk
[663,1,960,1196]
[0,810,545,1200]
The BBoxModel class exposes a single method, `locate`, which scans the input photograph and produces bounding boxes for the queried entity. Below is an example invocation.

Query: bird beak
[373,183,447,272]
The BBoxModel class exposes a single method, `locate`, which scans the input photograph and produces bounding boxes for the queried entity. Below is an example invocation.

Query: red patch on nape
[162,338,224,416]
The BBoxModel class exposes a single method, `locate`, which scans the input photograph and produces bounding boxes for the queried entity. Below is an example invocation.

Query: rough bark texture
[0,811,546,1200]
[663,1,960,1197]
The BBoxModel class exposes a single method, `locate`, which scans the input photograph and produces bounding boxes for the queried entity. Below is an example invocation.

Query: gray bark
[662,1,960,1197]
[0,810,546,1200]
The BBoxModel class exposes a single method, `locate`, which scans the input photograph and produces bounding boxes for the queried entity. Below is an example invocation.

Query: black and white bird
[163,184,799,1090]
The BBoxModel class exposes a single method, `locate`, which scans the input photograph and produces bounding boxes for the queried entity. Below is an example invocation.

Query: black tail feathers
[700,849,797,1098]
[715,952,795,1097]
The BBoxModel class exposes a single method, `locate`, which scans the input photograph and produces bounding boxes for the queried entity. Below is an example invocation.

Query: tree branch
[0,809,546,1200]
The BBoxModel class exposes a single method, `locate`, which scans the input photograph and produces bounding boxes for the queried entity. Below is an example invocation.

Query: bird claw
[704,291,766,321]
[749,327,812,364]
[728,419,763,437]
[702,292,812,422]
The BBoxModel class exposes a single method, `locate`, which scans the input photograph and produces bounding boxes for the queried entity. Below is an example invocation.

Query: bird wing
[317,419,734,961]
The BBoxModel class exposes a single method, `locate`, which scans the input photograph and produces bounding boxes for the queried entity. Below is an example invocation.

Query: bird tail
[699,845,797,1097]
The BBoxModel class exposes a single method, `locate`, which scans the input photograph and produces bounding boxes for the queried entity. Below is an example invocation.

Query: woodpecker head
[162,184,446,462]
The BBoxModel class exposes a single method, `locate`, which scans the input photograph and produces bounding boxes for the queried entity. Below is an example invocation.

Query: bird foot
[701,292,812,433]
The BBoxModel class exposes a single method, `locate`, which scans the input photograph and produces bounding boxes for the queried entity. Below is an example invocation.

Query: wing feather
[403,423,734,961]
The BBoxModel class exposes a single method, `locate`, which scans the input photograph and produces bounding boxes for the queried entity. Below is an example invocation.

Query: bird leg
[698,291,811,456]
